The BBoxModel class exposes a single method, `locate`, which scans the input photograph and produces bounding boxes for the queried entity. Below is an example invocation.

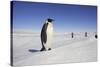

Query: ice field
[12,31,97,66]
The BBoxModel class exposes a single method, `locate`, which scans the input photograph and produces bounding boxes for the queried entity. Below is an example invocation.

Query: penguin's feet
[48,48,51,51]
[40,48,46,51]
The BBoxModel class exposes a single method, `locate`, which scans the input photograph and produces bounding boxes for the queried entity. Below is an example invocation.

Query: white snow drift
[12,31,97,66]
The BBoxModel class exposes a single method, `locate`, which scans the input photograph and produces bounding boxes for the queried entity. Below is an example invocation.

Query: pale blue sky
[12,1,97,32]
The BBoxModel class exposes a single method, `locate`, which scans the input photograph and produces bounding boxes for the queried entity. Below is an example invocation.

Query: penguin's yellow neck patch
[46,22,52,24]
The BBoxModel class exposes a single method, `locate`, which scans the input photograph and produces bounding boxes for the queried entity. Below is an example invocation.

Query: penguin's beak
[51,19,54,22]
[52,19,54,21]
[47,18,54,22]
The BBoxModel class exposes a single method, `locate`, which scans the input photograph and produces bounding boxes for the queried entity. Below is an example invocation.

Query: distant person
[95,34,97,39]
[40,18,54,51]
[85,32,87,37]
[72,32,74,38]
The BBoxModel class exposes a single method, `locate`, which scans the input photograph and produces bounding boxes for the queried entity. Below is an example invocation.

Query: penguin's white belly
[45,24,53,49]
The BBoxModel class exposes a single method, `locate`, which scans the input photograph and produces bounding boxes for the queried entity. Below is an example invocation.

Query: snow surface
[13,31,97,66]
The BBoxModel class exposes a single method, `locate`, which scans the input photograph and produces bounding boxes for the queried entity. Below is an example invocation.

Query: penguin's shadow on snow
[28,49,40,53]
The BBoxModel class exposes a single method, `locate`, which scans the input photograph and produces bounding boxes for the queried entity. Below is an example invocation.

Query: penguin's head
[47,18,54,23]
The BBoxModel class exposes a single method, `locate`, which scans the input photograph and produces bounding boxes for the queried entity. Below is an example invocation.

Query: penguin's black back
[41,23,48,44]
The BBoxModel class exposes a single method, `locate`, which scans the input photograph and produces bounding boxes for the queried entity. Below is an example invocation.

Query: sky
[12,1,97,33]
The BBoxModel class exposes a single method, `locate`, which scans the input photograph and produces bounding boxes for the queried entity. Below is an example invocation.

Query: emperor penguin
[40,18,53,51]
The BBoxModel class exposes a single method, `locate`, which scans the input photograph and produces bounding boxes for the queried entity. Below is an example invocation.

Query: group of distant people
[71,32,97,39]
